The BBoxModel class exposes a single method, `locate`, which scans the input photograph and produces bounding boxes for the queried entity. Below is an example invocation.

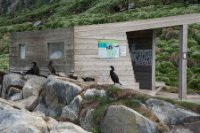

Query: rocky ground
[0,72,200,133]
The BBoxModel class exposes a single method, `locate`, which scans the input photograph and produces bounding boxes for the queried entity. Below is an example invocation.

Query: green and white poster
[98,40,119,58]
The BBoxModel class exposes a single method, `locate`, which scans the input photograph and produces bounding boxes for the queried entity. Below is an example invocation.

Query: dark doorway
[127,30,153,90]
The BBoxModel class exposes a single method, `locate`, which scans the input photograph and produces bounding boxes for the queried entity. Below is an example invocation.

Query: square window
[48,42,64,60]
[19,44,26,59]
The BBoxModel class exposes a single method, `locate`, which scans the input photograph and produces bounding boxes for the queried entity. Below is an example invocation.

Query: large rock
[2,73,25,98]
[0,84,2,95]
[169,126,193,133]
[0,97,90,133]
[33,20,43,27]
[183,121,200,133]
[0,71,6,84]
[101,105,158,133]
[16,95,38,110]
[22,76,47,98]
[36,76,83,117]
[18,75,47,110]
[80,109,94,131]
[0,125,45,133]
[9,92,23,101]
[46,117,59,131]
[0,98,48,133]
[83,88,106,98]
[50,122,91,133]
[61,95,83,122]
[7,86,21,97]
[146,98,200,125]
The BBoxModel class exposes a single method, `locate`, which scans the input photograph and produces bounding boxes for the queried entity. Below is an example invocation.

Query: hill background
[0,0,200,92]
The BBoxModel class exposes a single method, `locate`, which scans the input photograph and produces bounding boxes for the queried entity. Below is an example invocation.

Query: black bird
[48,60,56,75]
[32,62,39,75]
[82,77,95,82]
[110,66,122,85]
[25,62,39,75]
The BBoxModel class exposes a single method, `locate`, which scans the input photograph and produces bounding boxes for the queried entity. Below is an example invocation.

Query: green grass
[156,26,200,90]
[1,2,200,33]
[0,54,9,71]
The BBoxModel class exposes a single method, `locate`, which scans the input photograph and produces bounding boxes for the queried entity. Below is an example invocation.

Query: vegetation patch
[0,54,9,71]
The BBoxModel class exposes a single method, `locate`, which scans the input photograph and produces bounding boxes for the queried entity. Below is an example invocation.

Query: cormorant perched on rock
[48,60,56,75]
[82,77,95,82]
[110,66,122,85]
[32,62,39,75]
[25,62,39,75]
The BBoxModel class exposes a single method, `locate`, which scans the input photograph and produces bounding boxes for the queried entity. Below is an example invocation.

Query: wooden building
[9,13,200,99]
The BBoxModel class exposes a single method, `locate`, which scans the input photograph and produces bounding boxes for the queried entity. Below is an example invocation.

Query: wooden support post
[152,30,156,90]
[179,25,188,100]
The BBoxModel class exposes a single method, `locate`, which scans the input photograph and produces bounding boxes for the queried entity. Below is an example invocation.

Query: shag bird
[25,62,39,75]
[110,65,122,85]
[32,62,39,75]
[48,60,56,75]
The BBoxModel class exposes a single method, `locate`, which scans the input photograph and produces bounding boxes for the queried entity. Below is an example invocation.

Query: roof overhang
[75,13,200,37]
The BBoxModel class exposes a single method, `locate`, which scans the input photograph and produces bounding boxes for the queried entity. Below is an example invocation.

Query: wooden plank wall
[74,27,139,90]
[9,28,74,75]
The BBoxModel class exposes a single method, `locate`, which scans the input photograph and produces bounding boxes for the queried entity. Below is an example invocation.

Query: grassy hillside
[0,0,200,91]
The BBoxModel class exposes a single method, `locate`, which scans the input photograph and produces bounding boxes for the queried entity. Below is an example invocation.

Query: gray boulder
[183,116,200,123]
[80,109,94,131]
[0,97,90,133]
[0,125,44,133]
[36,76,83,117]
[0,71,6,84]
[146,98,200,125]
[46,117,59,131]
[7,86,21,97]
[184,121,200,133]
[83,88,106,98]
[22,76,47,98]
[61,95,83,122]
[0,98,48,133]
[2,73,25,98]
[9,92,23,101]
[33,21,43,27]
[50,122,91,133]
[34,103,48,115]
[169,126,193,133]
[16,95,38,110]
[101,105,158,133]
[0,84,2,95]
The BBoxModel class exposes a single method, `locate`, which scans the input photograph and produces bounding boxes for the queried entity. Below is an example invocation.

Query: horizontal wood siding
[9,28,74,75]
[75,14,200,37]
[74,28,139,89]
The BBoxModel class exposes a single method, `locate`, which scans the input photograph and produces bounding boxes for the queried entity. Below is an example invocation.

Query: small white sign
[120,45,127,56]
[183,53,187,59]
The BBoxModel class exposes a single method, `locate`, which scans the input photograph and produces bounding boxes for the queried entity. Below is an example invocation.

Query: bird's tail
[119,82,122,85]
